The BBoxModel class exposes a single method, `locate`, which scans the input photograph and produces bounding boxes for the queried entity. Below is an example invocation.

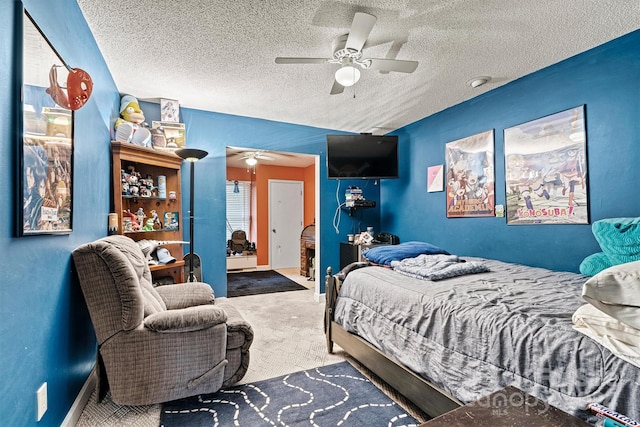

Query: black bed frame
[324,267,463,418]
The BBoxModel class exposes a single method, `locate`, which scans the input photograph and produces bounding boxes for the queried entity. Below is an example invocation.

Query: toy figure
[145,174,155,190]
[149,210,162,230]
[142,218,155,231]
[114,95,151,146]
[139,185,151,198]
[122,209,140,232]
[135,207,146,226]
[125,166,141,196]
[138,174,155,197]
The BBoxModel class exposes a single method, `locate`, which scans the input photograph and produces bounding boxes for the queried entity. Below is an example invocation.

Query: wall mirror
[18,7,74,235]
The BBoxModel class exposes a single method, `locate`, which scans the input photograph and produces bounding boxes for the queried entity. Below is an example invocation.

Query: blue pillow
[363,241,449,266]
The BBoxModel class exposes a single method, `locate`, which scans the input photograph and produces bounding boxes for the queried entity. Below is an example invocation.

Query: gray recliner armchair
[72,235,253,405]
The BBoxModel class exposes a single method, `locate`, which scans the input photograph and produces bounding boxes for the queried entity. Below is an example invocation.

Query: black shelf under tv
[342,200,376,216]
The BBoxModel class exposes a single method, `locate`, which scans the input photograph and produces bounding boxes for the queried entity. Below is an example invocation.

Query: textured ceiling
[77,0,639,137]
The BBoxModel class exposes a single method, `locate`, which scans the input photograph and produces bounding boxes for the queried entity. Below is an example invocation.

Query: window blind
[226,181,251,241]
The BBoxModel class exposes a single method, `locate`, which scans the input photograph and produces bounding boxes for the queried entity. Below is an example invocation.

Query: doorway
[269,180,303,269]
[225,147,321,298]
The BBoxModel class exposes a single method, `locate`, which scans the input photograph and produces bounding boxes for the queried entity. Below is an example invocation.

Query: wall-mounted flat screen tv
[326,134,399,179]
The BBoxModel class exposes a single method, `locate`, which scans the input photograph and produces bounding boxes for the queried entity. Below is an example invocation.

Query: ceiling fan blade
[256,154,274,160]
[345,12,377,51]
[330,80,345,95]
[275,57,330,65]
[367,58,419,73]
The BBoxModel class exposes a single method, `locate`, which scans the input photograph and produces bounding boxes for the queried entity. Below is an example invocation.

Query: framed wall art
[164,211,179,231]
[17,8,74,235]
[445,130,495,217]
[160,98,180,122]
[504,105,588,225]
[427,165,444,192]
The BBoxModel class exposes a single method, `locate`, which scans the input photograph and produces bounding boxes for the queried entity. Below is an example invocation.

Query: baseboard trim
[61,367,97,427]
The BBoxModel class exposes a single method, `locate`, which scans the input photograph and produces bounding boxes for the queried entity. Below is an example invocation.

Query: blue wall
[0,1,364,425]
[0,0,120,426]
[382,30,640,272]
[139,103,377,298]
[1,0,638,425]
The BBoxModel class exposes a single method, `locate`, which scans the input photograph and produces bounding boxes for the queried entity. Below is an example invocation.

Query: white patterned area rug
[160,361,420,427]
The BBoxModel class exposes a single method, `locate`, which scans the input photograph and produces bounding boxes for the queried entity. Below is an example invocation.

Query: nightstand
[339,242,389,269]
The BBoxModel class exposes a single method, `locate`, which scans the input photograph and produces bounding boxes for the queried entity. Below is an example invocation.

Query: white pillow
[582,260,640,329]
[573,304,640,368]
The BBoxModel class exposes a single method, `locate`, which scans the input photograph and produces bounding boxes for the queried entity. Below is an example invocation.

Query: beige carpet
[74,268,427,426]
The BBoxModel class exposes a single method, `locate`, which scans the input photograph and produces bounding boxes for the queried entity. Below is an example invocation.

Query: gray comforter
[333,258,640,422]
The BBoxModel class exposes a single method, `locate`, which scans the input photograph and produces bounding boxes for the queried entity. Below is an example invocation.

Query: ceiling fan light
[245,157,258,166]
[335,65,361,87]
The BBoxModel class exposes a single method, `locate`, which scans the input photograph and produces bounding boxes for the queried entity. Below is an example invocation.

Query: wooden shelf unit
[111,141,185,283]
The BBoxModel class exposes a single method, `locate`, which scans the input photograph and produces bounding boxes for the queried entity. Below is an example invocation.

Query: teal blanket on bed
[580,217,640,275]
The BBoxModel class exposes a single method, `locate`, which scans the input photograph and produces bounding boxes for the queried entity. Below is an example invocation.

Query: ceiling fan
[237,151,275,166]
[275,12,419,95]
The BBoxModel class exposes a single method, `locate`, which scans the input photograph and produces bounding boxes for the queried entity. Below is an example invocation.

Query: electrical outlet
[36,382,47,421]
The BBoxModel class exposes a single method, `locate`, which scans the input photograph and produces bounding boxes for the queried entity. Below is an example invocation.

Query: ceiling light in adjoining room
[467,76,491,88]
[335,65,361,87]
[245,157,258,166]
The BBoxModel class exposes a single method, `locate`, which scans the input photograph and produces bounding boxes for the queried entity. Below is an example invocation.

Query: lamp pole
[187,160,196,281]
[174,148,208,282]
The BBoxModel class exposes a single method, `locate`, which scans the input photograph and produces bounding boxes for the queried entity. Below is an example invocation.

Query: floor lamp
[175,148,208,282]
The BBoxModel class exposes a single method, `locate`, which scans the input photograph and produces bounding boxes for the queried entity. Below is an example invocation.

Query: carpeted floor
[160,361,420,427]
[227,270,307,297]
[74,270,428,426]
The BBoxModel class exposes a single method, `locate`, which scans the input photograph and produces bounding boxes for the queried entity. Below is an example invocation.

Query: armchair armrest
[215,300,254,349]
[144,305,227,333]
[155,282,215,309]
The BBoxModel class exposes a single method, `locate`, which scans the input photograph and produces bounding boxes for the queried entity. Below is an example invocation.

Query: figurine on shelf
[142,218,155,231]
[138,174,155,198]
[122,216,132,233]
[150,209,162,230]
[122,209,140,232]
[125,166,141,197]
[135,207,146,226]
[145,174,155,191]
[139,185,151,198]
[114,95,151,147]
[121,169,129,195]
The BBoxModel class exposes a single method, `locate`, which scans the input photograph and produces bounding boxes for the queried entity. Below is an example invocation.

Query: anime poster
[504,106,588,225]
[20,11,74,235]
[445,130,495,217]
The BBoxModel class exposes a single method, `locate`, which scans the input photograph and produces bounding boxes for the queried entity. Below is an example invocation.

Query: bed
[324,249,640,423]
